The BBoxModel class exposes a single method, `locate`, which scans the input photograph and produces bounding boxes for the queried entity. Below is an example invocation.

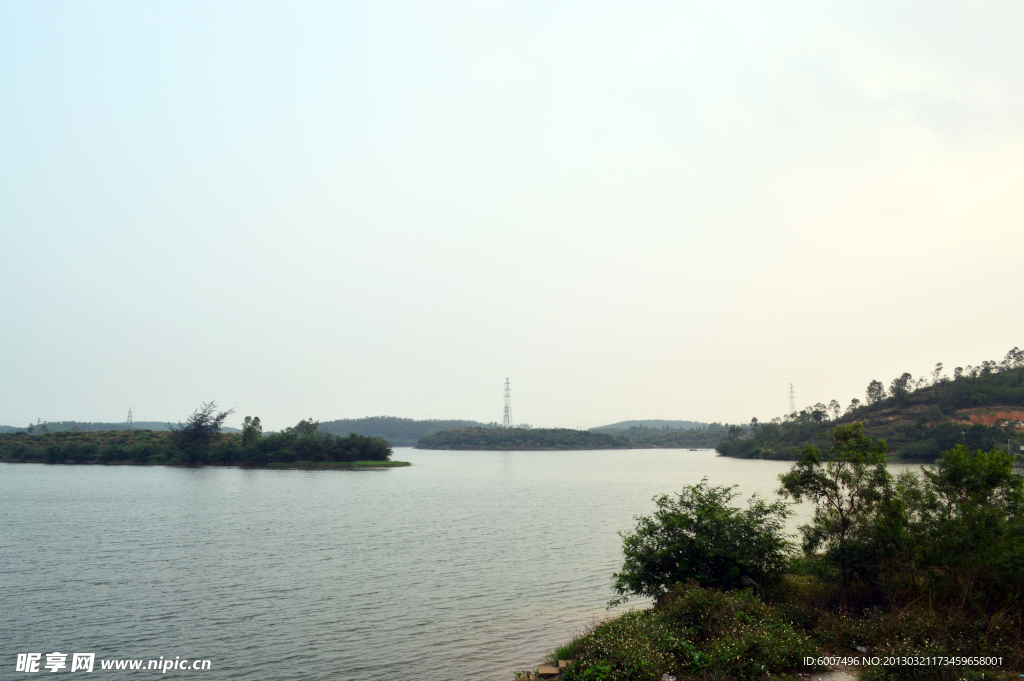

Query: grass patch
[266,460,410,468]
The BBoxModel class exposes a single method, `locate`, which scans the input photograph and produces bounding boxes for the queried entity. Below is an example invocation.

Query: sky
[1,1,1021,431]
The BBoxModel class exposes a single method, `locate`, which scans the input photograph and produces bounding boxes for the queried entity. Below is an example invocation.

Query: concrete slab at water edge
[811,670,859,681]
[525,666,858,680]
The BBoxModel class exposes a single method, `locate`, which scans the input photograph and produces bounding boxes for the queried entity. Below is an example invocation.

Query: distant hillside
[717,346,1024,461]
[318,416,490,447]
[0,421,241,434]
[590,419,708,431]
[417,427,633,450]
[416,425,733,450]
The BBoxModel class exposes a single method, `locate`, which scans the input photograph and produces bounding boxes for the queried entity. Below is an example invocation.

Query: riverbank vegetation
[537,425,1024,681]
[0,403,395,466]
[717,347,1024,461]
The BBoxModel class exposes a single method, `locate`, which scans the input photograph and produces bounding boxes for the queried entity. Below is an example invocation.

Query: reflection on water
[2,449,868,680]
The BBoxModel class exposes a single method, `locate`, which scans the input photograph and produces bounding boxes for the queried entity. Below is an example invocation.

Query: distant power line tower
[788,384,796,414]
[127,407,133,430]
[503,378,513,429]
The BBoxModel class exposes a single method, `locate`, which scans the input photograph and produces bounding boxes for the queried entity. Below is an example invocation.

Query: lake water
[2,449,814,680]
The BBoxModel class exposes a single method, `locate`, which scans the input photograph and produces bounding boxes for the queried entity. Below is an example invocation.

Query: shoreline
[267,460,410,468]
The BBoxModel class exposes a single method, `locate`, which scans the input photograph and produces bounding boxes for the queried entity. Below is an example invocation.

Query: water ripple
[1,449,803,680]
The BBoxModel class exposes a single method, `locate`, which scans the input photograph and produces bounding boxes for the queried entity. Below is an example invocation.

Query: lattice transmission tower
[503,378,513,429]
[788,384,796,414]
[127,407,133,430]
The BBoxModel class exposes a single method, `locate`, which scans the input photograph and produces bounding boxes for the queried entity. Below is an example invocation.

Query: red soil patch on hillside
[956,409,1024,426]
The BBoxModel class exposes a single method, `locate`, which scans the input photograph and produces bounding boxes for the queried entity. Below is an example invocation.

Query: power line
[503,378,513,429]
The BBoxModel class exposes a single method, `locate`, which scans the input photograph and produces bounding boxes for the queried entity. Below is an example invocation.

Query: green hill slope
[717,347,1024,460]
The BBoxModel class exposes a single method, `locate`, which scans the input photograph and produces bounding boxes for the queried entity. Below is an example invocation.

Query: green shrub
[611,481,793,603]
[45,443,65,463]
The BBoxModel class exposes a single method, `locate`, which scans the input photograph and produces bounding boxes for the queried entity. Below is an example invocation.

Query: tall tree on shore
[242,416,263,446]
[778,423,891,610]
[169,402,234,451]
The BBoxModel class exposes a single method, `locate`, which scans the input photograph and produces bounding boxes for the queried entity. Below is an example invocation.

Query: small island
[0,404,405,468]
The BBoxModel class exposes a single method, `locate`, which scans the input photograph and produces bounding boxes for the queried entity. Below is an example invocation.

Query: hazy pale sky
[2,1,1021,430]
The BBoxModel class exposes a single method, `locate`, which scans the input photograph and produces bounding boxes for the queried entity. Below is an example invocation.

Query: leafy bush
[611,481,793,603]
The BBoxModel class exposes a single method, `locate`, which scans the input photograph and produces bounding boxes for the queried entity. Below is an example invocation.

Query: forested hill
[318,416,489,447]
[717,347,1024,461]
[416,426,729,450]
